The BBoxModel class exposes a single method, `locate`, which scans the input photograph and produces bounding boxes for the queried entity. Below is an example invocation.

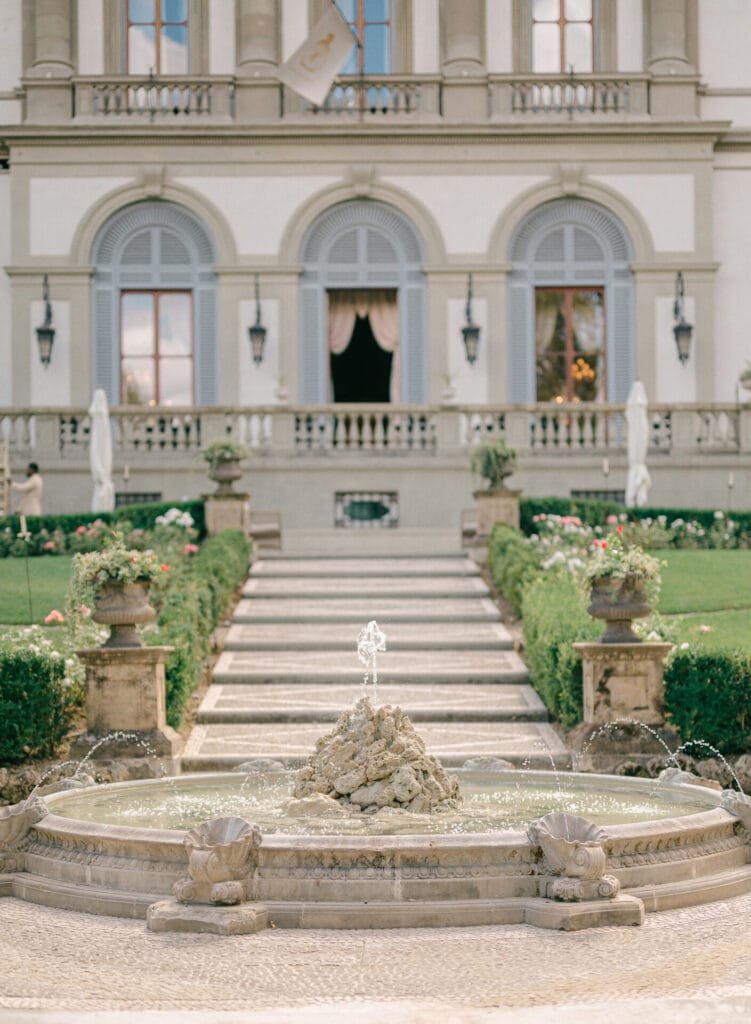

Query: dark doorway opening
[331,314,393,403]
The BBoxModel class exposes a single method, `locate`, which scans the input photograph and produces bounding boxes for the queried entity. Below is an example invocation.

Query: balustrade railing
[282,76,441,119]
[1,403,748,462]
[73,76,235,121]
[489,74,649,119]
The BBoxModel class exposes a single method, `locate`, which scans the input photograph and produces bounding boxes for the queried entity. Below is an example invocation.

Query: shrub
[521,571,599,728]
[0,650,78,764]
[149,529,251,728]
[488,523,543,615]
[470,440,517,491]
[664,650,751,756]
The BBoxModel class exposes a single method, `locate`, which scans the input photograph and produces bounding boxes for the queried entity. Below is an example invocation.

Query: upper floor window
[336,0,392,74]
[532,0,594,73]
[127,0,189,75]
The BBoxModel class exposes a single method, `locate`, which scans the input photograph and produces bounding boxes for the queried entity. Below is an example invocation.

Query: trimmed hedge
[0,499,206,546]
[520,496,751,538]
[521,570,599,728]
[149,529,251,728]
[0,651,76,764]
[488,523,543,616]
[665,650,751,756]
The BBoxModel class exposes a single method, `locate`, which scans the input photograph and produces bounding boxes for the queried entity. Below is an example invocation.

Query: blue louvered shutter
[609,276,633,401]
[92,284,118,403]
[508,278,534,402]
[299,282,326,403]
[401,284,426,403]
[195,286,218,404]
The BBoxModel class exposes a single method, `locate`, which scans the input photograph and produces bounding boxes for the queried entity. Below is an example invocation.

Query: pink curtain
[327,290,400,400]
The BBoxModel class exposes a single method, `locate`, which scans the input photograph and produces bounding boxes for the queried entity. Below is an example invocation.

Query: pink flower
[77,604,91,616]
[606,515,618,524]
[76,525,86,535]
[44,609,65,625]
[43,540,56,551]
[616,525,624,535]
[183,543,199,555]
[160,563,169,572]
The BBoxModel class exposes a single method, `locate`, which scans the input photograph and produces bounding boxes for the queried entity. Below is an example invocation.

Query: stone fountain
[2,623,751,933]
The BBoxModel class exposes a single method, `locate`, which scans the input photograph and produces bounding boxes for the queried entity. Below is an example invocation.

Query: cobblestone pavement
[1,893,751,1020]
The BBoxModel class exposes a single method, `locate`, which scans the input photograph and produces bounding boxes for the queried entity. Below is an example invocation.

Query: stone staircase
[182,555,569,771]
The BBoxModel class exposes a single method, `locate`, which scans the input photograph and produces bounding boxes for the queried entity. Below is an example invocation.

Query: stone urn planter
[587,576,652,644]
[92,579,157,648]
[207,458,243,496]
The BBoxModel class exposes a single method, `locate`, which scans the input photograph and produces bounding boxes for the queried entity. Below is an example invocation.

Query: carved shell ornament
[184,816,262,884]
[0,795,48,849]
[527,812,608,880]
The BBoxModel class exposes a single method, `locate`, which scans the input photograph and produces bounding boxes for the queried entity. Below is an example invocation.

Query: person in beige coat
[9,462,44,516]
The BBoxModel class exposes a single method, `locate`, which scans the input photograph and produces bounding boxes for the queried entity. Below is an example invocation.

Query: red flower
[601,541,608,550]
[76,525,86,535]
[616,525,624,534]
[160,563,169,572]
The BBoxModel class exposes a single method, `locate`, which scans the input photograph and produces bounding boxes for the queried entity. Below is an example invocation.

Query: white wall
[0,174,11,406]
[654,296,696,403]
[486,0,512,73]
[209,0,235,74]
[282,0,308,61]
[0,0,22,89]
[238,299,282,404]
[446,297,488,404]
[590,174,695,252]
[713,166,751,400]
[616,0,643,72]
[413,0,440,73]
[385,174,546,254]
[29,177,131,256]
[177,175,339,254]
[698,0,751,88]
[30,301,71,406]
[77,0,104,75]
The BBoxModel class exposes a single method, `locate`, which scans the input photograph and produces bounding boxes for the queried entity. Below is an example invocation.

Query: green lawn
[0,556,73,624]
[667,609,751,654]
[658,549,751,614]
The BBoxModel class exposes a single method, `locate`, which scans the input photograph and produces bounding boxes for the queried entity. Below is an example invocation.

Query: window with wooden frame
[335,0,392,74]
[512,0,615,73]
[535,287,606,402]
[126,0,189,75]
[120,291,193,406]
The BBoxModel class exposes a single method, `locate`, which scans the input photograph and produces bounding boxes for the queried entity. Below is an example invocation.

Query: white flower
[714,510,724,519]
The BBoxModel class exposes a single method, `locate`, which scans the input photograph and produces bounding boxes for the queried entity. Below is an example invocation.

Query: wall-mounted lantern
[461,273,480,365]
[35,275,55,368]
[673,271,693,365]
[248,274,267,366]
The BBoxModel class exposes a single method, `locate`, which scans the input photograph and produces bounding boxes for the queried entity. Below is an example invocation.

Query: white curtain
[625,380,652,508]
[327,290,399,401]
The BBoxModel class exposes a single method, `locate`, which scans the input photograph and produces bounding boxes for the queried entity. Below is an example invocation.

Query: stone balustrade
[73,77,235,121]
[281,76,442,119]
[489,74,650,120]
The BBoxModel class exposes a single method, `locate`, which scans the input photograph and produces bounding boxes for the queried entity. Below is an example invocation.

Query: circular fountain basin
[15,770,751,929]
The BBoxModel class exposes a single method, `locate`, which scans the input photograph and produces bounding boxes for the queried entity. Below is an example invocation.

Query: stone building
[0,1,749,547]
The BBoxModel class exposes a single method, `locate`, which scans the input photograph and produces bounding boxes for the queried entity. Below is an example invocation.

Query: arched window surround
[299,199,427,404]
[91,200,218,405]
[507,198,634,403]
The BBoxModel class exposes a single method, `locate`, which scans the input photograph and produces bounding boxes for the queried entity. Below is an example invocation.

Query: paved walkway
[1,892,750,1019]
[183,554,569,771]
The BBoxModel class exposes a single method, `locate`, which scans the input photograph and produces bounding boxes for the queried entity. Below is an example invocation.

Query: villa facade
[1,1,750,541]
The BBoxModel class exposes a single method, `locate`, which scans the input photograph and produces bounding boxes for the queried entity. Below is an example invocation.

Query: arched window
[507,199,634,403]
[91,200,217,405]
[299,200,426,404]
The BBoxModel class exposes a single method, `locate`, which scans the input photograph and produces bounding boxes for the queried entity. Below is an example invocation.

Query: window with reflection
[121,291,193,406]
[336,0,392,74]
[535,288,605,402]
[127,0,189,74]
[532,0,594,73]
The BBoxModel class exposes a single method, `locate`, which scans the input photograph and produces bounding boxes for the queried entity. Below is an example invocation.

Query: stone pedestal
[147,900,269,935]
[75,646,181,758]
[573,642,674,726]
[474,488,521,538]
[204,493,251,536]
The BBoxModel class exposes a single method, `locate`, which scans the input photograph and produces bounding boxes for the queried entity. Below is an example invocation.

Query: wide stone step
[242,576,490,599]
[252,556,481,578]
[223,621,514,651]
[213,649,529,685]
[182,721,571,770]
[197,682,547,723]
[232,597,501,624]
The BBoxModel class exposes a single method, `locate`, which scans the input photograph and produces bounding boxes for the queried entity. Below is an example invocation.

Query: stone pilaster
[29,0,74,77]
[441,0,484,75]
[646,0,693,73]
[237,0,279,74]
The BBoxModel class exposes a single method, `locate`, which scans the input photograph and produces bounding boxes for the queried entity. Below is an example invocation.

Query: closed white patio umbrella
[89,388,115,513]
[625,380,651,508]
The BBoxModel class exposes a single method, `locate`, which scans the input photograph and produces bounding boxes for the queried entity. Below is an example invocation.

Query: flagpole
[358,37,365,123]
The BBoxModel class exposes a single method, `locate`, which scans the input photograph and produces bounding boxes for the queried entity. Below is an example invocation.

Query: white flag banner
[278,4,357,106]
